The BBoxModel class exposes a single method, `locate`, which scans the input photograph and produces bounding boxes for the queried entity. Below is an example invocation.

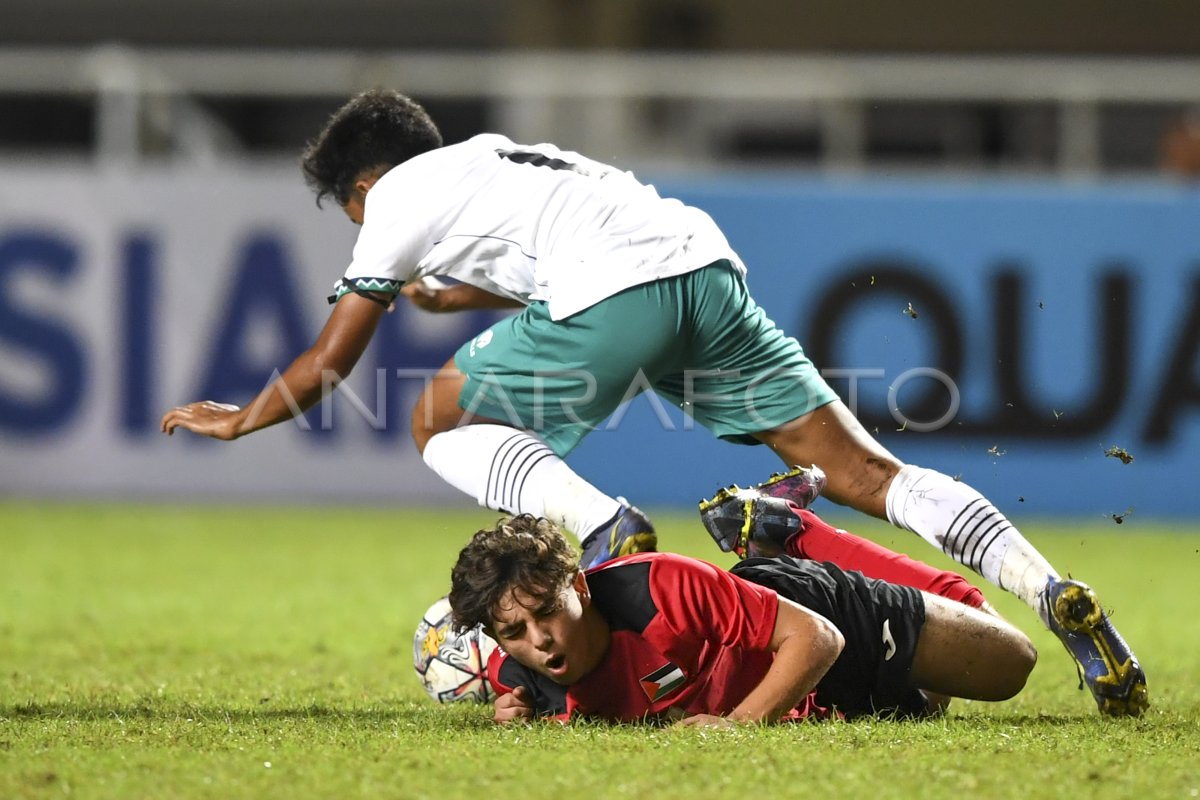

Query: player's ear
[353,175,376,198]
[573,570,590,606]
[354,165,387,197]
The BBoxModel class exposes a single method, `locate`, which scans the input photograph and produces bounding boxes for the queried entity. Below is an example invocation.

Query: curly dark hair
[300,88,443,207]
[449,515,579,634]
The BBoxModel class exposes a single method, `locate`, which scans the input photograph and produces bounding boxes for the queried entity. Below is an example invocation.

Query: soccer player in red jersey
[449,514,1036,725]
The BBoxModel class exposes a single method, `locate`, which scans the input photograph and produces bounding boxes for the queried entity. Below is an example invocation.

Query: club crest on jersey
[469,330,494,357]
[640,662,686,702]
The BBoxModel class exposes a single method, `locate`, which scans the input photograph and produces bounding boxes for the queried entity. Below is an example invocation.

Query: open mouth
[545,654,567,673]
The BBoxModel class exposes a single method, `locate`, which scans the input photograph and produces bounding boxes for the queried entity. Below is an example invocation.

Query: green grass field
[2,502,1198,799]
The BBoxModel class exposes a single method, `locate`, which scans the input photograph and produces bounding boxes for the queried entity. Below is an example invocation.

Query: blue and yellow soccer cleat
[579,499,657,569]
[1046,578,1149,716]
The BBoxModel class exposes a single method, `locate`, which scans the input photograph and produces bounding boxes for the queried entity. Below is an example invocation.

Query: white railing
[4,46,1200,170]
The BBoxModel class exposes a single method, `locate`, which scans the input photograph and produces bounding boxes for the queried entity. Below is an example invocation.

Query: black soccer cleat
[698,465,827,559]
[699,488,809,559]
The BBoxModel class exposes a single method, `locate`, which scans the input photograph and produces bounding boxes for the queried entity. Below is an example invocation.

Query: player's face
[490,572,607,685]
[342,194,366,225]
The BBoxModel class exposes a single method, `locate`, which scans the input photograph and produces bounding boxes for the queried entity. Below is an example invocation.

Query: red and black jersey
[487,552,929,722]
[488,551,783,722]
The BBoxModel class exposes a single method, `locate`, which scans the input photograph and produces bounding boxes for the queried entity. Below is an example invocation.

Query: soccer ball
[413,596,499,703]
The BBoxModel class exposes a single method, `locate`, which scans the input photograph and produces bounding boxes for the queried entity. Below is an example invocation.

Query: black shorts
[731,556,929,719]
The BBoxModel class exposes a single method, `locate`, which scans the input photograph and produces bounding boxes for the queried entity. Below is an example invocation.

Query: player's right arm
[493,685,535,724]
[488,649,572,724]
[160,291,389,440]
[401,280,525,313]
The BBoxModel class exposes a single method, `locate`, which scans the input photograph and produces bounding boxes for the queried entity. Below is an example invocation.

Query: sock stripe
[487,433,556,512]
[961,510,1006,567]
[488,434,533,510]
[485,432,527,511]
[499,439,544,504]
[506,438,552,506]
[970,522,1014,586]
[513,452,555,511]
[950,506,1002,566]
[505,445,554,509]
[942,497,988,556]
[965,517,1009,570]
[495,438,536,505]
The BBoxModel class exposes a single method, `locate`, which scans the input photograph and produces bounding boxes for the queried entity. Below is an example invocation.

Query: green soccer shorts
[453,260,838,456]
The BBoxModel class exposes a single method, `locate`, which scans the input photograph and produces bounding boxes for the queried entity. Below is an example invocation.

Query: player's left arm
[160,291,389,440]
[677,596,845,727]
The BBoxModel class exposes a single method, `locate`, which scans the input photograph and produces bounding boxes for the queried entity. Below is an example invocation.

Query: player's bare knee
[916,593,1036,701]
[988,629,1037,700]
[1006,631,1038,695]
[923,691,951,716]
[410,359,468,453]
[410,396,450,453]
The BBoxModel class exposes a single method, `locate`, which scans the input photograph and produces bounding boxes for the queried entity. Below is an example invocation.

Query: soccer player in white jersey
[160,89,1146,716]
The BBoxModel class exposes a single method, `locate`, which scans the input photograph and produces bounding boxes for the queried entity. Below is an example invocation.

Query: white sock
[421,425,621,544]
[885,464,1058,625]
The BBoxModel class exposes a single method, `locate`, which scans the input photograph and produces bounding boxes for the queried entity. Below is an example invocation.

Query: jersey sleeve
[486,645,511,693]
[327,169,437,304]
[649,554,780,653]
[488,648,572,721]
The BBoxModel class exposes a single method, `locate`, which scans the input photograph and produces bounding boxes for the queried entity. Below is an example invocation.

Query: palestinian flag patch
[640,662,686,702]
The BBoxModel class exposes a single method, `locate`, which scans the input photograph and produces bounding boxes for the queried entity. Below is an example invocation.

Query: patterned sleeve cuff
[327,276,404,305]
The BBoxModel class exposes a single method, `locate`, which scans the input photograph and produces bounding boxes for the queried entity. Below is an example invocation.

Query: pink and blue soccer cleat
[754,464,827,506]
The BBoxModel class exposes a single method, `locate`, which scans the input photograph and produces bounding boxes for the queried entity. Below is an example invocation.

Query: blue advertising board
[0,167,1196,517]
[569,177,1200,518]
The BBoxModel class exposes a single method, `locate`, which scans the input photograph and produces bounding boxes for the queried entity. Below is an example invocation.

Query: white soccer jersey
[332,133,744,320]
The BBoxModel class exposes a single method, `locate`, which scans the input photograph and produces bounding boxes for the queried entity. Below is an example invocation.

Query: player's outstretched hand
[493,686,534,724]
[160,401,243,440]
[675,713,737,729]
